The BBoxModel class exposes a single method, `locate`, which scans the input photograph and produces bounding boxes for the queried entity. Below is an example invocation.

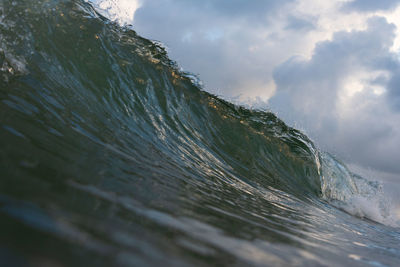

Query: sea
[1,0,399,266]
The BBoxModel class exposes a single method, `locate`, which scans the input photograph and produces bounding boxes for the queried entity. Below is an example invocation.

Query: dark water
[1,0,399,266]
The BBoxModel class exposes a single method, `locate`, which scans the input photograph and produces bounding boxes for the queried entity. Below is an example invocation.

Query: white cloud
[129,0,375,100]
[270,17,400,175]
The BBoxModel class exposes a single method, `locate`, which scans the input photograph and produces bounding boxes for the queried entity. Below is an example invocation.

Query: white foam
[337,194,400,227]
[319,152,400,227]
[89,0,141,25]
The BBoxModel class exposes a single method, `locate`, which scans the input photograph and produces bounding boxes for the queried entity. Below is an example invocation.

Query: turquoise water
[1,1,399,266]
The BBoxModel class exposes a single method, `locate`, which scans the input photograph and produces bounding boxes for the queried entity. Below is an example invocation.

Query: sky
[91,0,400,182]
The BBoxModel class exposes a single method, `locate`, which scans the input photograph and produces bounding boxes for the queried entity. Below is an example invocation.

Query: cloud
[387,65,400,111]
[342,0,400,12]
[132,0,323,99]
[285,16,316,31]
[270,17,400,174]
[156,0,295,23]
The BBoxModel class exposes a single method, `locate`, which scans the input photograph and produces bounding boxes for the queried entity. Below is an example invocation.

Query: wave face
[1,1,399,266]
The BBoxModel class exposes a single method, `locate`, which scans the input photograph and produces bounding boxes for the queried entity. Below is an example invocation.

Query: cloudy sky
[92,0,400,182]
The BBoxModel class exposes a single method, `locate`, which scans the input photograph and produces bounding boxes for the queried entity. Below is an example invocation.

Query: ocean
[1,0,399,266]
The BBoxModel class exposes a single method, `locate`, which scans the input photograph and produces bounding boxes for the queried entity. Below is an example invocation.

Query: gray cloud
[270,17,400,174]
[342,0,400,12]
[387,67,400,111]
[133,0,305,98]
[285,16,315,31]
[140,0,295,23]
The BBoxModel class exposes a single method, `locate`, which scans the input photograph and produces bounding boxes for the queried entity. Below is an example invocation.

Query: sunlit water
[1,1,399,266]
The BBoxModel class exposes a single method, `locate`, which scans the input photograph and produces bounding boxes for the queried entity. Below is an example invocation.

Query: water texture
[0,1,399,266]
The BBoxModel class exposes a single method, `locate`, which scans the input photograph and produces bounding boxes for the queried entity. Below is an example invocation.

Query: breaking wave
[1,0,399,266]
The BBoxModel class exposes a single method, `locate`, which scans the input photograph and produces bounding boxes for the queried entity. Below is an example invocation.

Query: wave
[1,0,399,265]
